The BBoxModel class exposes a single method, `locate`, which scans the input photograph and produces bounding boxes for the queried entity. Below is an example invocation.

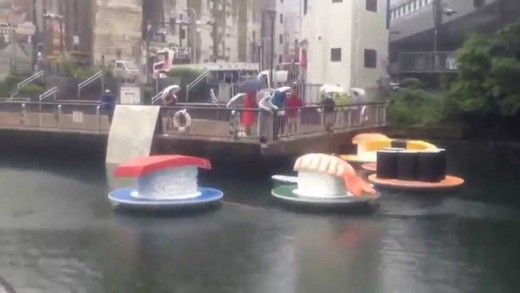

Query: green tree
[451,22,520,117]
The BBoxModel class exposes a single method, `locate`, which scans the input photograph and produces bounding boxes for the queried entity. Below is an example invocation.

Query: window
[330,48,342,62]
[280,13,283,24]
[364,49,377,68]
[279,55,283,63]
[304,0,308,15]
[332,0,343,2]
[366,0,377,12]
[279,34,283,44]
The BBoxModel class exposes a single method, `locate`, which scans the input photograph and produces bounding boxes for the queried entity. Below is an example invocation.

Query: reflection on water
[0,143,520,292]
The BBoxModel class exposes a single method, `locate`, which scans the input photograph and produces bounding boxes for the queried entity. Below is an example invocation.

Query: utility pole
[10,22,17,74]
[211,0,218,62]
[145,20,151,84]
[432,0,442,71]
[265,9,276,88]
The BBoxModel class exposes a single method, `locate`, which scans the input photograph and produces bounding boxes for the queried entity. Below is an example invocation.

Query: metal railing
[186,70,209,101]
[78,70,104,99]
[152,90,165,105]
[0,101,388,141]
[39,87,58,102]
[399,51,458,73]
[9,71,45,99]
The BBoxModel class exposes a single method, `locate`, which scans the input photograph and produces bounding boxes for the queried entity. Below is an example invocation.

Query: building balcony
[398,51,457,74]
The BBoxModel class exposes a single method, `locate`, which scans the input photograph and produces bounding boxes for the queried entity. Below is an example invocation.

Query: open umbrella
[160,85,181,101]
[276,86,292,93]
[241,77,264,93]
[226,93,247,108]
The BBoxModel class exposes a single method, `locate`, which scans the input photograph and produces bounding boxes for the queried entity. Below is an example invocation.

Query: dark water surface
[1,142,520,293]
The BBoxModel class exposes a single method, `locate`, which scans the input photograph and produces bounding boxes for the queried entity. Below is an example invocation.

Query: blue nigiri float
[108,155,224,209]
[271,153,380,209]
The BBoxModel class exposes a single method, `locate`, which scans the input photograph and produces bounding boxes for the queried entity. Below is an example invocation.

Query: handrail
[78,70,104,99]
[10,71,45,98]
[186,70,209,101]
[152,90,165,105]
[39,87,59,102]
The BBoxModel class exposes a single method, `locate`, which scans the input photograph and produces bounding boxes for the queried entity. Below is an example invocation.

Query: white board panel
[105,105,161,165]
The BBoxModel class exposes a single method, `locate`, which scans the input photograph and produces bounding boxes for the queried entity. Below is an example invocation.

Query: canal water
[1,142,520,293]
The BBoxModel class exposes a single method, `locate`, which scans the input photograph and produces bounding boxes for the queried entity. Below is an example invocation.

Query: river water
[1,142,520,293]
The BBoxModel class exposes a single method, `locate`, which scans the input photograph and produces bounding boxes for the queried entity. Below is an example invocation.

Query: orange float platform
[368,174,464,191]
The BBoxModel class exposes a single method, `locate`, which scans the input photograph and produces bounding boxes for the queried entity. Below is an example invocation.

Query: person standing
[162,87,178,133]
[100,89,116,124]
[322,93,336,132]
[242,90,258,136]
[286,89,303,134]
[271,88,288,138]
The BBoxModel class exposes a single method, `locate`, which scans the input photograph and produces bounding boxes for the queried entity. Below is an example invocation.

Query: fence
[0,101,388,142]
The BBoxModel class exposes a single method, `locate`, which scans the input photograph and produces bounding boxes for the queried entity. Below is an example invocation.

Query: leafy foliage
[451,22,520,117]
[388,88,446,127]
[18,83,44,97]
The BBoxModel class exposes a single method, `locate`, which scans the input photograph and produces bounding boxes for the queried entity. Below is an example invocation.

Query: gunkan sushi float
[108,155,224,209]
[368,148,464,191]
[271,153,379,208]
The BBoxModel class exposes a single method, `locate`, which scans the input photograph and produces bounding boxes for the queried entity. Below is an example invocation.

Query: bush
[18,83,44,97]
[388,88,446,127]
[167,68,204,86]
[400,77,424,89]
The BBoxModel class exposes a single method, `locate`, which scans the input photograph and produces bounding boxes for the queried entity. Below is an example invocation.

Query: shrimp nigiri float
[108,155,223,210]
[271,153,379,208]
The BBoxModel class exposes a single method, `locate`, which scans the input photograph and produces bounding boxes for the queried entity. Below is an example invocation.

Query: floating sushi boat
[368,148,464,191]
[340,133,438,164]
[108,155,224,209]
[271,153,380,208]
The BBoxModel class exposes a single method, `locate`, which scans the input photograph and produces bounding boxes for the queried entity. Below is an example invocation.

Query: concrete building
[300,0,390,98]
[155,0,261,63]
[259,0,302,70]
[389,0,520,81]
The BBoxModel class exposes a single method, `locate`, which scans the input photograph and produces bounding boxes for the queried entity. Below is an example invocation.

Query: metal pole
[211,0,218,62]
[59,18,64,55]
[187,8,197,63]
[267,10,276,88]
[145,20,150,84]
[432,0,442,72]
[10,22,17,74]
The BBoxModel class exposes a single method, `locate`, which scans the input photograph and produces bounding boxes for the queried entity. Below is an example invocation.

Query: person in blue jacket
[271,88,289,137]
[100,89,116,124]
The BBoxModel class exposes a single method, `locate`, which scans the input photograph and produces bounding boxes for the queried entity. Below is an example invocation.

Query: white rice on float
[131,166,201,200]
[294,171,349,198]
[357,143,378,162]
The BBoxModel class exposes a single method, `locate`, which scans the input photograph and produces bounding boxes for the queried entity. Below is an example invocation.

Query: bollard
[20,103,26,126]
[96,105,101,132]
[57,105,62,130]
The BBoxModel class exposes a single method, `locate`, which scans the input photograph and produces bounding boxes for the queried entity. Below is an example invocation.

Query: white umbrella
[226,93,247,108]
[320,84,345,94]
[160,85,181,101]
[277,86,292,93]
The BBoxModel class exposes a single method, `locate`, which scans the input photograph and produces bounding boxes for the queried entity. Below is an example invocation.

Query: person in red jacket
[242,90,258,136]
[286,89,304,134]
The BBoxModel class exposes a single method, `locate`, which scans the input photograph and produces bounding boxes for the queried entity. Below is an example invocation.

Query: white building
[300,0,389,99]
